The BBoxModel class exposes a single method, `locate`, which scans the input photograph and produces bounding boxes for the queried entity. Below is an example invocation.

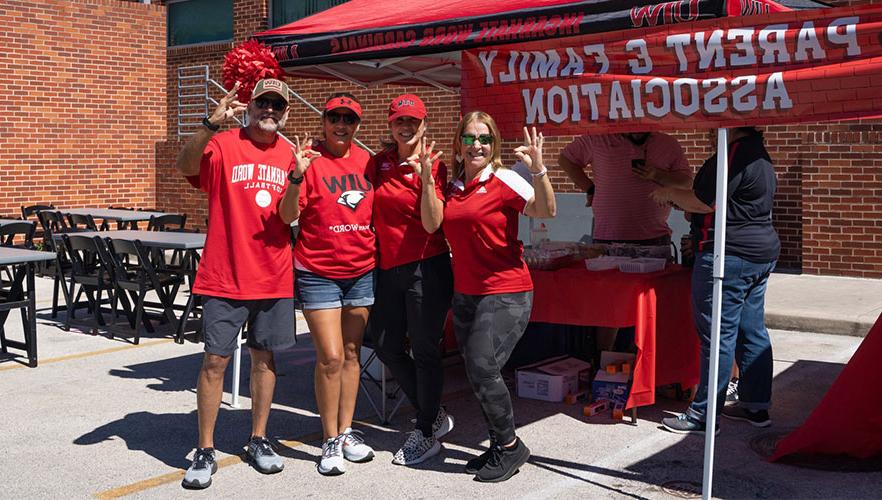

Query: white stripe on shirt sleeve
[495,167,534,202]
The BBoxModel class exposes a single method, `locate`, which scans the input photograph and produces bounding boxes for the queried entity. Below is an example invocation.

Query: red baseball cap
[324,96,362,118]
[388,94,427,122]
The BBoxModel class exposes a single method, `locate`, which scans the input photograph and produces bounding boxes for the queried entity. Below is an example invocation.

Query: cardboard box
[517,355,593,403]
[592,351,636,407]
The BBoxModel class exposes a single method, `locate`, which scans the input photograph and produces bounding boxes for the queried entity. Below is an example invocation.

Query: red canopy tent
[256,0,814,91]
[255,2,882,499]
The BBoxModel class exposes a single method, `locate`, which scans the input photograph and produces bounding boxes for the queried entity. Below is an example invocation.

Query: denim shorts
[295,269,375,310]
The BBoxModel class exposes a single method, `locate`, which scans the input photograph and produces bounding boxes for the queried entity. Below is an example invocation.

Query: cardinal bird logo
[337,190,366,210]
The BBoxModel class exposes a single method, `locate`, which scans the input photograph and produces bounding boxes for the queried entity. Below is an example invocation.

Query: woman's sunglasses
[461,134,494,146]
[326,111,360,125]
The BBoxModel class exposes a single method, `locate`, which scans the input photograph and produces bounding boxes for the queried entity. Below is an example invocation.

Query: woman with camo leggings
[419,111,556,482]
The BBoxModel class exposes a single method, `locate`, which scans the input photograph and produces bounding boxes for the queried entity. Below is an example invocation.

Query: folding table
[0,247,57,367]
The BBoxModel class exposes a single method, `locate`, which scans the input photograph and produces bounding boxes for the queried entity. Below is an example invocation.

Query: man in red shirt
[175,79,301,489]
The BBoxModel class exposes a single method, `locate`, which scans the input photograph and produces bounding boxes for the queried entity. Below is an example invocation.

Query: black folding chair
[107,205,137,229]
[60,234,115,333]
[36,211,76,318]
[66,213,100,232]
[0,221,37,293]
[104,238,184,344]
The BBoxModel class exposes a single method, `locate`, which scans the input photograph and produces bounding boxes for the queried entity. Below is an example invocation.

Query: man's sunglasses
[461,134,494,146]
[326,111,360,125]
[254,97,288,111]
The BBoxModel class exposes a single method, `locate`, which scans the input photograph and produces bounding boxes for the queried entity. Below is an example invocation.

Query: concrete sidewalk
[765,272,882,337]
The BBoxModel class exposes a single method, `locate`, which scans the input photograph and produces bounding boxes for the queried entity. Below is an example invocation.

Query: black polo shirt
[690,133,780,263]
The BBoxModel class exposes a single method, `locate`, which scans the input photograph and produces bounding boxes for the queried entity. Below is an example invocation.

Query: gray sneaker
[182,447,217,489]
[245,437,284,474]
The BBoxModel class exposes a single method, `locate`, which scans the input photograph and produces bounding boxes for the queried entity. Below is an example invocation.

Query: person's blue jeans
[687,251,776,422]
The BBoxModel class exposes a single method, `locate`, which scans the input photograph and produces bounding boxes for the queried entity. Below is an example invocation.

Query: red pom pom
[222,39,285,103]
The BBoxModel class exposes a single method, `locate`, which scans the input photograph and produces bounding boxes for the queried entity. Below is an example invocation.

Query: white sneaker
[392,430,441,466]
[340,427,375,463]
[432,407,454,439]
[318,436,346,476]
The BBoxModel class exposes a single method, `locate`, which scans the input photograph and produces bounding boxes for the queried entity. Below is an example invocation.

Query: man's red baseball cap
[388,94,427,122]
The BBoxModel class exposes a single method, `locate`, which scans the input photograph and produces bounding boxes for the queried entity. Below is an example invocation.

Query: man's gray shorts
[202,296,296,356]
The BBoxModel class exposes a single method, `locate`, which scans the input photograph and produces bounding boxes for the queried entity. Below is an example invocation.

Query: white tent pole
[702,127,729,500]
[231,333,243,408]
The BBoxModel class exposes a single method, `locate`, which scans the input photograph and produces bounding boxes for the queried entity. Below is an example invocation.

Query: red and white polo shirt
[370,147,449,270]
[294,141,376,279]
[443,165,534,296]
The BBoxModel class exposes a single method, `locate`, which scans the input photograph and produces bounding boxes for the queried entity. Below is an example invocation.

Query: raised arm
[517,127,556,218]
[175,82,246,176]
[407,137,445,233]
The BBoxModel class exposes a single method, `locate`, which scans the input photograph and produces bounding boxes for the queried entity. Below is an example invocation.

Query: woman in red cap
[285,92,376,476]
[368,94,454,466]
[419,112,556,482]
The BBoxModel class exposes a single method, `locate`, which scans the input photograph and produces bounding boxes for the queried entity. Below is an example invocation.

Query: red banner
[461,4,882,137]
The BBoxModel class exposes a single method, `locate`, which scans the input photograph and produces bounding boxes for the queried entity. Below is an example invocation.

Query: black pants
[369,253,453,436]
[452,291,533,445]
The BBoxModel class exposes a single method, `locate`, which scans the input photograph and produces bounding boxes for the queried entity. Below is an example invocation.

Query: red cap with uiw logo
[324,96,363,117]
[388,94,427,122]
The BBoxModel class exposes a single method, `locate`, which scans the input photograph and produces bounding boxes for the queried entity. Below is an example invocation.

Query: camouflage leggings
[452,291,533,445]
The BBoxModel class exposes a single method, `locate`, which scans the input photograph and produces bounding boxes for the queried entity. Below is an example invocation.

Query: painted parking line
[93,437,310,499]
[0,339,175,372]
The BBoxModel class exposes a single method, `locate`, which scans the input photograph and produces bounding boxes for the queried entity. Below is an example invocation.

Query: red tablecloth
[530,264,700,409]
[771,312,882,461]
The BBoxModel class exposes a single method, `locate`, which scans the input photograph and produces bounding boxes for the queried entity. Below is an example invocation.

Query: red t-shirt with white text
[443,165,534,295]
[193,129,294,299]
[370,147,448,270]
[294,142,376,279]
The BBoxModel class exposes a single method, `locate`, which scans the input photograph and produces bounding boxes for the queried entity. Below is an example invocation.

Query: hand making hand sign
[206,82,247,128]
[290,133,322,178]
[514,126,545,174]
[406,137,443,184]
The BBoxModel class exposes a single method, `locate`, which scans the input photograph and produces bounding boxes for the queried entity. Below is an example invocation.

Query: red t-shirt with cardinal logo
[294,141,376,279]
[370,147,448,270]
[193,129,294,299]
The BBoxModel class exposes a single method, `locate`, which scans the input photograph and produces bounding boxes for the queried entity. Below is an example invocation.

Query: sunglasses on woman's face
[461,134,494,146]
[326,111,360,125]
[254,97,288,111]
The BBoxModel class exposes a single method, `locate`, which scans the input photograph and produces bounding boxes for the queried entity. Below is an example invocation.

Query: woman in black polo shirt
[651,126,779,434]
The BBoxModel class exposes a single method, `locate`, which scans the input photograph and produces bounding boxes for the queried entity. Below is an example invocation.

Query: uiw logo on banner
[461,4,882,137]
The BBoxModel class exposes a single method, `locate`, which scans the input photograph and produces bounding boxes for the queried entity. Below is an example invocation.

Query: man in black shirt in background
[650,126,779,434]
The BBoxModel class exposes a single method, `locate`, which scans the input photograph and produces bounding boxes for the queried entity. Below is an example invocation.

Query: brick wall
[0,0,166,217]
[156,0,882,277]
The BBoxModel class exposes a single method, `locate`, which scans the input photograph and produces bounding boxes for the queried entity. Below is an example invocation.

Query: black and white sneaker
[721,406,772,427]
[412,407,455,440]
[725,378,739,407]
[392,429,441,466]
[182,447,218,489]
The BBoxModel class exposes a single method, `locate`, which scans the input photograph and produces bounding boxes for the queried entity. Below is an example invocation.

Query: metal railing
[175,65,373,153]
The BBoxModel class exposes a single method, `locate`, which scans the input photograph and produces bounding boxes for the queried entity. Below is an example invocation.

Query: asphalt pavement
[0,271,879,499]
